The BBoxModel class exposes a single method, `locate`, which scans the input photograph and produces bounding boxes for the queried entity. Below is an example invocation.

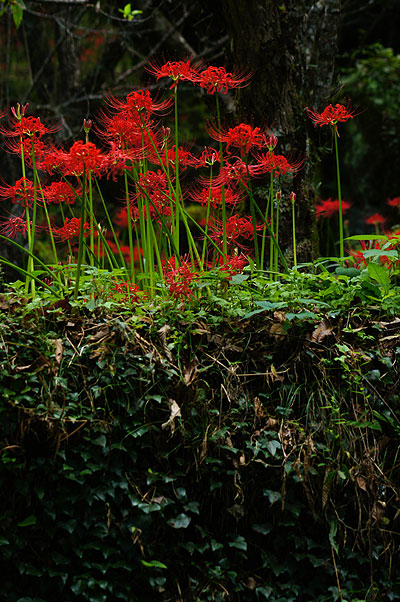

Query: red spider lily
[189,184,243,209]
[145,58,201,88]
[252,151,303,178]
[0,214,30,238]
[112,281,141,304]
[196,65,252,95]
[348,240,392,269]
[156,145,197,170]
[41,181,80,205]
[105,89,173,119]
[193,147,221,168]
[209,214,264,249]
[163,255,198,299]
[305,102,357,127]
[130,170,173,222]
[387,196,400,207]
[105,144,138,179]
[0,114,59,138]
[212,253,248,277]
[97,112,161,159]
[210,158,257,188]
[58,141,107,176]
[315,197,352,219]
[106,240,142,264]
[207,122,265,157]
[0,177,36,207]
[53,217,90,242]
[114,206,131,229]
[365,213,386,226]
[3,136,49,164]
[133,169,170,207]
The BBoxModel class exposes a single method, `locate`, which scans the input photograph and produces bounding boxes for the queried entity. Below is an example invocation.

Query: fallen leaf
[312,318,333,343]
[184,357,197,386]
[54,339,63,365]
[161,399,181,435]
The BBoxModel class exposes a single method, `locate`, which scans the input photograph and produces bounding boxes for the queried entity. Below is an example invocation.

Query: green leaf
[367,262,391,286]
[263,489,281,505]
[11,2,24,29]
[85,298,97,311]
[363,249,397,259]
[140,559,167,569]
[329,519,339,555]
[228,535,247,551]
[251,523,272,535]
[168,513,191,528]
[345,234,388,241]
[18,515,37,527]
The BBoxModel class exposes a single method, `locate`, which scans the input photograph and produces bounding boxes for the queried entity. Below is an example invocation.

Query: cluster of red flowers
[5,59,376,304]
[112,281,141,304]
[54,217,90,242]
[210,214,264,251]
[146,60,252,95]
[0,214,31,238]
[306,103,356,128]
[163,256,198,299]
[315,198,352,219]
[347,239,394,270]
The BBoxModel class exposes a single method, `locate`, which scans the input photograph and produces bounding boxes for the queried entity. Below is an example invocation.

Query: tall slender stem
[215,94,227,256]
[334,126,344,263]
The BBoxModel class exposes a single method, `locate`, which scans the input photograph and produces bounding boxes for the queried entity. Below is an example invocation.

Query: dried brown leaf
[269,322,285,342]
[312,318,333,343]
[161,399,181,435]
[184,357,197,386]
[54,338,63,365]
[356,475,367,492]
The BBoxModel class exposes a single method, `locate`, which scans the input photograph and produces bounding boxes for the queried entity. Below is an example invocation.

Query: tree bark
[219,0,341,262]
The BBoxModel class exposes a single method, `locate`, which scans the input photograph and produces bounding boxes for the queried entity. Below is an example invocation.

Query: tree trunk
[219,0,341,262]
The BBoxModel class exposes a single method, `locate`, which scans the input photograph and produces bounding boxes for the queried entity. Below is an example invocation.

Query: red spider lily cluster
[305,102,357,128]
[315,198,352,219]
[3,59,394,302]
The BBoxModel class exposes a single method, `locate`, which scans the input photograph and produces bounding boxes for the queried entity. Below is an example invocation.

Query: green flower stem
[88,170,95,267]
[174,86,181,256]
[244,156,260,270]
[27,140,40,296]
[215,94,227,256]
[123,169,136,280]
[93,176,129,276]
[59,203,74,260]
[274,192,281,275]
[138,115,202,269]
[261,171,274,271]
[73,171,87,301]
[0,235,65,294]
[334,126,344,263]
[201,167,213,266]
[292,196,297,268]
[245,185,289,273]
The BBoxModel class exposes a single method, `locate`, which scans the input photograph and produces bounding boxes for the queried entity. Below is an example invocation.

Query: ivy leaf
[18,515,37,527]
[168,513,191,529]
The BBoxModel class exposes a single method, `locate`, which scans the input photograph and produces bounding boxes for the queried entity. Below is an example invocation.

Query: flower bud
[83,119,93,133]
[290,192,296,203]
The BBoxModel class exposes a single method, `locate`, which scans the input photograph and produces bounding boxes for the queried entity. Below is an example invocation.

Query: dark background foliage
[2,0,400,242]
